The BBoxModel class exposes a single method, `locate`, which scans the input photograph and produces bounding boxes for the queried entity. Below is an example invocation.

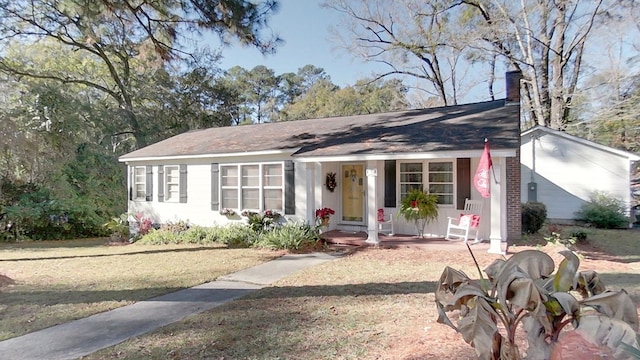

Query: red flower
[315,207,335,219]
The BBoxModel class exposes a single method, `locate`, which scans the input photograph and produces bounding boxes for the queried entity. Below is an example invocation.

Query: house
[520,125,640,223]
[119,72,524,251]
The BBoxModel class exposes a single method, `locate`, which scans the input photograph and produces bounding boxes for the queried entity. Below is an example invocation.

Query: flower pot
[321,217,330,227]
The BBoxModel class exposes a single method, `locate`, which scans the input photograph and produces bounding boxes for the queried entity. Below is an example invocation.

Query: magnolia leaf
[575,270,606,297]
[574,315,640,359]
[458,297,502,359]
[581,290,639,331]
[522,317,551,360]
[553,250,580,292]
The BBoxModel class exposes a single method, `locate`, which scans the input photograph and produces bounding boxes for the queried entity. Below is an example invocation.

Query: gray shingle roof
[119,99,520,160]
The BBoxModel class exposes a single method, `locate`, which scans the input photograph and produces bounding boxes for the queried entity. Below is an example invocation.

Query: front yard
[1,227,639,359]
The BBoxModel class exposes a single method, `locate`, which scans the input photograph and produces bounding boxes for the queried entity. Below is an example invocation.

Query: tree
[278,77,408,120]
[325,0,636,130]
[0,0,280,148]
[323,0,473,107]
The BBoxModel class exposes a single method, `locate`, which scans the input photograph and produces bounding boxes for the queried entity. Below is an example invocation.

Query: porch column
[488,157,506,254]
[365,161,379,245]
[305,162,316,224]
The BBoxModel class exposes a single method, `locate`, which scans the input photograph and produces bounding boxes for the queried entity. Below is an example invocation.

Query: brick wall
[507,148,522,240]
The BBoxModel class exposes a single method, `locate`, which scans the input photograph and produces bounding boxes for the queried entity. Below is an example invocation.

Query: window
[399,161,454,205]
[399,162,423,201]
[428,162,454,205]
[164,165,180,202]
[220,163,284,211]
[133,166,146,200]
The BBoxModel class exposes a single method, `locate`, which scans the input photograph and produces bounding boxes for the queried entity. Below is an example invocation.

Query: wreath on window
[325,172,337,192]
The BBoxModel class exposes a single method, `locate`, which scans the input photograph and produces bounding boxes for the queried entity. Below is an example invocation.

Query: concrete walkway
[0,252,341,360]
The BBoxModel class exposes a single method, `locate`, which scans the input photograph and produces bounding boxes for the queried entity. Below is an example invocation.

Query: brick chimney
[505,70,523,104]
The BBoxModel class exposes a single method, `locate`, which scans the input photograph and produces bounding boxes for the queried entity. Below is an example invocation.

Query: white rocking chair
[445,199,483,243]
[377,209,395,236]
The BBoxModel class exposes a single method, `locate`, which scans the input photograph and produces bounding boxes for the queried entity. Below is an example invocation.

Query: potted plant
[398,188,438,238]
[315,207,335,227]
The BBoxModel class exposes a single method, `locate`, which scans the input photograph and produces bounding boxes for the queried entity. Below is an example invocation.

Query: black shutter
[179,164,187,203]
[157,166,164,202]
[145,166,153,201]
[284,160,295,215]
[384,160,396,207]
[456,158,471,210]
[211,163,219,211]
[128,166,133,201]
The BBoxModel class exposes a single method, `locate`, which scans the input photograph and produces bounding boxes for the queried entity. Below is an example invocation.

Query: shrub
[575,191,628,229]
[521,201,547,234]
[103,213,130,242]
[436,249,640,359]
[254,223,320,250]
[215,224,257,248]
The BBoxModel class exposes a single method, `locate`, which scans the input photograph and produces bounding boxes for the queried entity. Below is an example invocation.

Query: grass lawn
[0,239,284,341]
[80,227,640,360]
[2,227,640,359]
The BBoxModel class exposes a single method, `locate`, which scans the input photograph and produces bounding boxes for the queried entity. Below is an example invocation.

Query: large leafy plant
[435,248,639,359]
[398,188,438,238]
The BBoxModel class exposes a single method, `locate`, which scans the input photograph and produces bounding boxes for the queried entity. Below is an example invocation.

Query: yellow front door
[341,164,365,223]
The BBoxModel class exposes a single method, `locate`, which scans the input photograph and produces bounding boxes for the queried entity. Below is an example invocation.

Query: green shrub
[575,191,629,229]
[103,213,130,242]
[215,224,257,248]
[254,223,320,250]
[521,201,547,234]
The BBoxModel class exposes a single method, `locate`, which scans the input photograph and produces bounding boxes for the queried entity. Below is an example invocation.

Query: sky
[214,0,385,88]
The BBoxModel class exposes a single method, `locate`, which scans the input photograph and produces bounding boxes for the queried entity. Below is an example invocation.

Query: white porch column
[488,157,506,254]
[305,162,316,224]
[365,161,379,245]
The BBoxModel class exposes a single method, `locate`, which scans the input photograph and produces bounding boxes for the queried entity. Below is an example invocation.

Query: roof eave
[119,148,301,163]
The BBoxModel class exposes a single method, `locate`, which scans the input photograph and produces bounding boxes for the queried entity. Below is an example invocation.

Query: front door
[341,164,365,224]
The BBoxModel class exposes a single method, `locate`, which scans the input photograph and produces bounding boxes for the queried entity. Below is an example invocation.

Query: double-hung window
[428,162,454,205]
[133,166,146,200]
[220,163,284,211]
[164,165,180,202]
[399,161,454,206]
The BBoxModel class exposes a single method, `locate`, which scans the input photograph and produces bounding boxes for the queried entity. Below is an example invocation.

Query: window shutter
[145,166,153,201]
[384,160,396,207]
[179,164,187,203]
[211,163,219,211]
[456,158,471,210]
[284,160,295,215]
[157,166,164,202]
[128,166,133,201]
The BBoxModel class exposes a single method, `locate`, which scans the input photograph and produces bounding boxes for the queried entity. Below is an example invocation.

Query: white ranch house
[119,72,524,250]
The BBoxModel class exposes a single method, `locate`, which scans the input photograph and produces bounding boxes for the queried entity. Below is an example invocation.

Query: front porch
[321,230,503,252]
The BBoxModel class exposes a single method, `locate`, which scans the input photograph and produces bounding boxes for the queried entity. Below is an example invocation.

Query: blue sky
[214,0,385,87]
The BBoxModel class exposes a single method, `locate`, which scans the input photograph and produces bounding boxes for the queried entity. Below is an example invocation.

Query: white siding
[521,129,633,220]
[126,155,305,227]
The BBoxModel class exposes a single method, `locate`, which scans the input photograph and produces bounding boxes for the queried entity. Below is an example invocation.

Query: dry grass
[0,238,284,341]
[3,227,640,360]
[82,228,640,360]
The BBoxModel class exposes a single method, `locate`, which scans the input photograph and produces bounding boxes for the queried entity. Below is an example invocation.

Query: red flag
[474,140,492,198]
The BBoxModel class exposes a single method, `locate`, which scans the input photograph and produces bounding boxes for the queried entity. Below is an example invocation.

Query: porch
[321,230,501,252]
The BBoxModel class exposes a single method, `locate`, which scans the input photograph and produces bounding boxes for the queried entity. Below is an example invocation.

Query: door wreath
[325,172,337,192]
